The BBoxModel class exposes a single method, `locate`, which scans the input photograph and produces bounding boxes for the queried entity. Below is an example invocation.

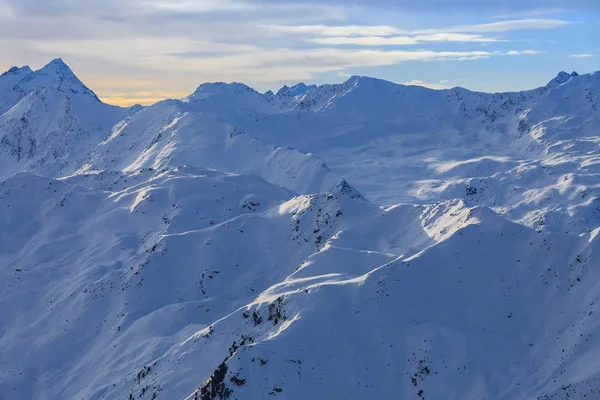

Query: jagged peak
[1,65,32,77]
[547,70,579,87]
[276,82,317,97]
[15,57,99,100]
[333,179,364,200]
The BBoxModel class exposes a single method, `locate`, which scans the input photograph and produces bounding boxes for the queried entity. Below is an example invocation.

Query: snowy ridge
[80,101,350,195]
[1,59,600,400]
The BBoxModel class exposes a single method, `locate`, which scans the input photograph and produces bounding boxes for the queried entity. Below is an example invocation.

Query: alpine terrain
[1,59,600,400]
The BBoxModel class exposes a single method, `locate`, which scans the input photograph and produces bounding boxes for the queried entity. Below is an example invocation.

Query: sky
[0,0,599,106]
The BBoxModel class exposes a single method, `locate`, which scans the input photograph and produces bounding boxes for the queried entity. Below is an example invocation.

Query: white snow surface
[1,60,600,400]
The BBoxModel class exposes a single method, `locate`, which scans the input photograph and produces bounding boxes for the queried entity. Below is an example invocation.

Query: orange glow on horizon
[100,96,168,107]
[98,91,190,107]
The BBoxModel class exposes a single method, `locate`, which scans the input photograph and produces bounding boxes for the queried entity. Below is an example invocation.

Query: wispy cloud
[308,36,419,45]
[141,0,256,12]
[414,33,505,42]
[412,19,570,34]
[402,79,451,89]
[160,48,497,72]
[269,19,569,39]
[307,33,504,46]
[266,25,402,37]
[570,53,593,58]
[489,8,572,19]
[269,19,567,49]
[506,50,543,55]
[306,33,505,46]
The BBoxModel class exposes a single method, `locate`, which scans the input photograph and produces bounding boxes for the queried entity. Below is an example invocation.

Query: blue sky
[0,0,598,105]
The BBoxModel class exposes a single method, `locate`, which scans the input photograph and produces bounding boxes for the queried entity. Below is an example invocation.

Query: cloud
[266,19,566,52]
[569,53,593,58]
[401,79,451,89]
[0,0,582,106]
[140,0,256,12]
[308,36,419,45]
[505,50,543,55]
[489,7,572,19]
[412,19,569,34]
[159,48,496,72]
[245,0,600,12]
[269,19,569,39]
[266,25,402,37]
[307,33,503,46]
[414,33,504,42]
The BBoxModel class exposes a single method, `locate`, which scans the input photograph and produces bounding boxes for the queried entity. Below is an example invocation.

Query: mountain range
[1,58,600,400]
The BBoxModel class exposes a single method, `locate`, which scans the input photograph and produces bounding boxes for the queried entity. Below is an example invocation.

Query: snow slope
[79,101,350,195]
[1,60,600,400]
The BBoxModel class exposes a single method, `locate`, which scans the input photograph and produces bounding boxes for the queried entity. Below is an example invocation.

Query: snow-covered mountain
[1,60,600,400]
[185,71,600,234]
[0,59,129,180]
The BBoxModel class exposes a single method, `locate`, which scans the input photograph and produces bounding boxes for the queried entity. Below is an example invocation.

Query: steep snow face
[0,66,33,114]
[0,88,127,180]
[3,59,600,400]
[16,58,99,100]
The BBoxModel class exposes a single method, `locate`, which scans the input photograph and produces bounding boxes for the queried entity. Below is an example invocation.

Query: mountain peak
[48,57,67,66]
[15,58,99,100]
[333,179,364,200]
[190,81,259,97]
[38,57,76,77]
[1,65,33,77]
[276,83,317,97]
[547,70,579,87]
[342,75,395,88]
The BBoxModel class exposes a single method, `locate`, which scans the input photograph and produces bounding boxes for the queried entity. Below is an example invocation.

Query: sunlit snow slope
[1,60,600,400]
